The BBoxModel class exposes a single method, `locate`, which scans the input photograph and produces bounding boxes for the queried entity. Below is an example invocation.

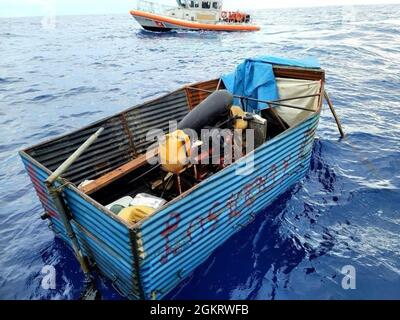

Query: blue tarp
[222,56,320,111]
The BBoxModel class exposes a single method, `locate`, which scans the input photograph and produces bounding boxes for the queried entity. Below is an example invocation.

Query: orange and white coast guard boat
[130,0,260,32]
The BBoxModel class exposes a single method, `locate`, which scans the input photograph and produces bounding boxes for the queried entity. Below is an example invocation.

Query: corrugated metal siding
[20,87,192,300]
[20,153,141,299]
[126,90,190,155]
[21,156,65,233]
[136,113,320,300]
[24,89,190,187]
[25,117,134,186]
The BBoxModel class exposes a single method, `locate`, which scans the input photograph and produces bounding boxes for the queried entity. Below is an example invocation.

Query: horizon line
[0,2,399,19]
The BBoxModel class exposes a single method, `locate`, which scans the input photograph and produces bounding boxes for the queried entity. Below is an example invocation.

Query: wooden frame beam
[80,149,158,195]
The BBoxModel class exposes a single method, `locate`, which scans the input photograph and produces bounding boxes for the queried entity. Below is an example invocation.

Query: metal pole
[47,188,91,275]
[47,127,104,185]
[186,87,317,112]
[267,101,315,112]
[45,127,104,299]
[216,78,222,90]
[324,90,346,138]
[272,93,320,103]
[268,103,288,130]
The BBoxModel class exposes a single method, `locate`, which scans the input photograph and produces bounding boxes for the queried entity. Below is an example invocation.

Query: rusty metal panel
[125,89,190,155]
[23,89,191,187]
[185,79,221,109]
[21,155,65,232]
[20,152,143,299]
[135,113,320,300]
[19,88,194,300]
[24,117,133,186]
[20,89,192,195]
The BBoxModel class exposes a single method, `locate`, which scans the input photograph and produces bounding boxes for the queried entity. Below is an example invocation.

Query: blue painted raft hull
[136,113,319,299]
[20,67,325,300]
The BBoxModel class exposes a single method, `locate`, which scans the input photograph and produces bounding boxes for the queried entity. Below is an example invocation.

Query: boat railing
[218,11,256,25]
[186,86,321,113]
[137,0,176,15]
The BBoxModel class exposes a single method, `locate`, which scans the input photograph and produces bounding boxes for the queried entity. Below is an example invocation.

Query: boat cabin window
[202,1,211,9]
[212,2,219,9]
[190,0,199,8]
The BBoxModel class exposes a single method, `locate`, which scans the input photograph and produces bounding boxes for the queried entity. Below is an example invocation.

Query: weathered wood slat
[81,149,158,195]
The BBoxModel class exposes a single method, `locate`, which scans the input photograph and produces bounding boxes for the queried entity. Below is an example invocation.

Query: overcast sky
[1,0,399,17]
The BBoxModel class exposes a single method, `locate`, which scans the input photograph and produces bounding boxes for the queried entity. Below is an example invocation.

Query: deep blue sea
[0,4,399,300]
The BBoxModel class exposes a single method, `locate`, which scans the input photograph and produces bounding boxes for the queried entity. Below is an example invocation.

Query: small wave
[63,86,97,97]
[16,88,40,95]
[0,77,24,84]
[31,94,57,102]
[69,111,103,118]
[0,142,24,153]
[384,19,400,26]
[0,32,25,38]
[29,56,46,61]
[30,129,64,140]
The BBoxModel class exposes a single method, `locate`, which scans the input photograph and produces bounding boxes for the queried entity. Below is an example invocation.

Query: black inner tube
[178,90,233,134]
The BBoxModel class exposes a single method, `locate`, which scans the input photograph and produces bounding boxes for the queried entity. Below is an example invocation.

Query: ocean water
[0,4,399,300]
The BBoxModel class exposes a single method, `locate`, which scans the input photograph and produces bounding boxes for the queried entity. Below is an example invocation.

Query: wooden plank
[273,66,325,82]
[184,87,194,110]
[80,149,158,195]
[185,79,220,109]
